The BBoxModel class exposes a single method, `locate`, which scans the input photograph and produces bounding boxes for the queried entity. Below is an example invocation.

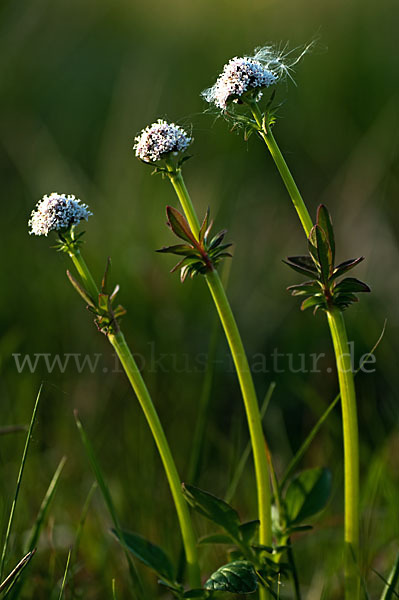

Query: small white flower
[29,192,92,236]
[202,56,277,111]
[133,119,192,163]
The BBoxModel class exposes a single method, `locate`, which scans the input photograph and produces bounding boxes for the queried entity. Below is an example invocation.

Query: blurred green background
[1,0,399,597]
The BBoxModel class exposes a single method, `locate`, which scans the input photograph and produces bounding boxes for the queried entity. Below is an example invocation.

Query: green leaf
[166,206,198,246]
[317,205,335,265]
[331,257,364,280]
[66,270,96,308]
[238,520,260,545]
[199,208,210,243]
[287,255,318,272]
[334,293,359,309]
[333,277,371,294]
[157,244,197,257]
[307,227,320,266]
[287,281,322,296]
[315,225,332,283]
[198,533,234,545]
[112,529,175,583]
[204,561,258,594]
[283,260,319,280]
[285,468,332,525]
[98,293,110,312]
[300,296,324,312]
[285,524,313,535]
[208,230,227,250]
[182,484,240,538]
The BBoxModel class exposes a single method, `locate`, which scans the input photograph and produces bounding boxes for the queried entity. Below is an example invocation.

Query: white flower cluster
[202,56,277,110]
[29,192,92,236]
[133,119,192,163]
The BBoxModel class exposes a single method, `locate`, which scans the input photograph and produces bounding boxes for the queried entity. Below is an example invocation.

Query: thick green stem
[69,251,200,588]
[249,103,313,237]
[327,309,359,598]
[205,270,272,547]
[253,105,360,598]
[165,168,272,550]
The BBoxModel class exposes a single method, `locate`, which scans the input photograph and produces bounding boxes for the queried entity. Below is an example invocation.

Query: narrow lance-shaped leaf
[66,270,96,308]
[317,204,335,265]
[287,281,322,296]
[301,296,325,312]
[333,277,371,294]
[307,227,320,267]
[208,230,227,250]
[330,256,364,281]
[166,206,198,246]
[101,257,111,294]
[199,207,210,243]
[287,255,318,272]
[283,259,319,280]
[315,225,332,283]
[156,244,198,257]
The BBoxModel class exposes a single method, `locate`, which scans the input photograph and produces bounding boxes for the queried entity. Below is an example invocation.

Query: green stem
[252,104,360,599]
[327,308,359,598]
[249,103,313,237]
[69,251,99,302]
[69,252,200,589]
[108,331,200,588]
[165,168,272,550]
[167,166,201,236]
[205,269,272,547]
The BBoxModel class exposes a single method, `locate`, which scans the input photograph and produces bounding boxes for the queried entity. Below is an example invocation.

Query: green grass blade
[57,550,71,600]
[26,456,67,552]
[68,481,97,598]
[378,553,399,600]
[0,550,35,595]
[6,456,67,600]
[280,392,340,491]
[70,481,97,569]
[74,411,144,600]
[280,321,387,491]
[0,386,42,580]
[112,578,118,600]
[224,382,276,503]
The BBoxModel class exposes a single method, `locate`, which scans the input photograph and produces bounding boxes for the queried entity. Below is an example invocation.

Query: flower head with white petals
[133,119,192,164]
[29,193,92,236]
[202,43,315,111]
[202,56,277,111]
